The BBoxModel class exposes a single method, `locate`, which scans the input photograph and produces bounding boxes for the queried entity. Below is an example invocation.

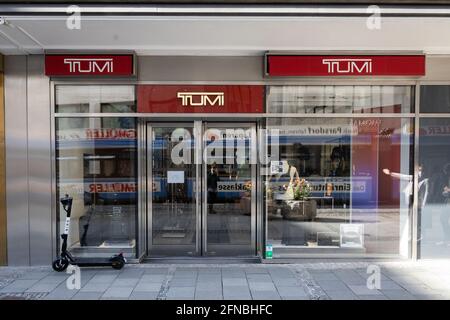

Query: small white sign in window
[167,171,184,184]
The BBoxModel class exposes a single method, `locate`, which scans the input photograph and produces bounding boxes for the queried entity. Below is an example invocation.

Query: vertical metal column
[412,84,421,260]
[194,121,202,255]
[0,55,6,266]
[4,55,30,266]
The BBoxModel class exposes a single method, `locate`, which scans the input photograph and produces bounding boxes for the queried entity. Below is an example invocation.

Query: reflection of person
[383,164,429,243]
[382,165,428,207]
[329,146,347,177]
[436,163,450,246]
[207,162,219,214]
[295,143,310,175]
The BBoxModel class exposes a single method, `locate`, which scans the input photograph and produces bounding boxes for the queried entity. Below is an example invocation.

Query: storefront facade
[2,5,450,265]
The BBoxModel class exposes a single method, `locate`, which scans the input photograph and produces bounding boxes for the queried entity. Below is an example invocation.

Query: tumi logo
[322,58,373,74]
[177,92,225,107]
[63,58,114,73]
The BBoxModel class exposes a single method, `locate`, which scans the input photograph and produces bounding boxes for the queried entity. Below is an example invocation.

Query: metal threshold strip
[2,4,450,17]
[144,257,262,264]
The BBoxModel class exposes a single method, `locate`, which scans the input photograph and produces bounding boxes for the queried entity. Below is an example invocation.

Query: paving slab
[141,274,167,282]
[111,278,140,287]
[195,289,223,300]
[311,273,340,281]
[316,280,349,291]
[250,290,281,300]
[248,282,276,291]
[171,278,197,287]
[72,291,103,300]
[43,285,79,300]
[129,291,159,300]
[116,270,145,279]
[358,295,389,300]
[102,286,134,299]
[348,285,383,296]
[276,286,308,297]
[80,282,111,292]
[134,282,163,292]
[166,286,196,299]
[0,279,40,293]
[26,279,66,293]
[382,289,416,300]
[222,278,248,286]
[17,272,51,281]
[223,286,252,300]
[89,274,118,283]
[325,290,359,300]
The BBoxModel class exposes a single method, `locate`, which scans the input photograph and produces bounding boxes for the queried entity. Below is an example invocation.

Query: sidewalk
[0,261,449,300]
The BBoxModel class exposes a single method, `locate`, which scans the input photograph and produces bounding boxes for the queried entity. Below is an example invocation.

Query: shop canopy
[2,4,450,55]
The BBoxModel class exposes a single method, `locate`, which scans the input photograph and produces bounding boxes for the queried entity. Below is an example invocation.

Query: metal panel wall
[0,55,6,266]
[4,55,52,266]
[422,55,450,81]
[26,55,52,265]
[138,56,264,82]
[4,55,30,265]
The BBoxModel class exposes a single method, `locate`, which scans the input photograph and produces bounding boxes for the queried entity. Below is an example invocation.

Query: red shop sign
[45,54,135,77]
[266,55,425,77]
[137,85,264,113]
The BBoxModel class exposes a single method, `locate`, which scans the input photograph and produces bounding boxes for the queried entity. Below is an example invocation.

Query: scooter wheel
[52,258,69,272]
[111,258,125,270]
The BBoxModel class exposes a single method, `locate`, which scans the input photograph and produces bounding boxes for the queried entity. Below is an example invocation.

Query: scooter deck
[70,258,118,267]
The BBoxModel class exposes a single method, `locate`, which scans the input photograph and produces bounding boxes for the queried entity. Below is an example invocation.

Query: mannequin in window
[271,160,300,200]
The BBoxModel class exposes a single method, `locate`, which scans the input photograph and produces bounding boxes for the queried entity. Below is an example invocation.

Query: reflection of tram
[58,124,408,209]
[57,128,137,249]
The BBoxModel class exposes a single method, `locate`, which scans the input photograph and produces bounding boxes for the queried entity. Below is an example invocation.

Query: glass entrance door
[146,122,256,257]
[203,123,257,256]
[147,123,199,256]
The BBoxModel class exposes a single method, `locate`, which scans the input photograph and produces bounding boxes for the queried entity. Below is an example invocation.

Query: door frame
[145,120,258,258]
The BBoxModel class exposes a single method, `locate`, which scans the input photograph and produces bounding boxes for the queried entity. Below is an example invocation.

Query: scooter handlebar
[60,194,73,214]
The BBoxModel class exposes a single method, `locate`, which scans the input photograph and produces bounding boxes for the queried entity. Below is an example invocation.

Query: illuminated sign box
[266,54,425,77]
[45,54,135,77]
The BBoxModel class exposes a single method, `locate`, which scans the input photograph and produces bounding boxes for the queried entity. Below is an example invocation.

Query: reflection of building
[1,4,450,264]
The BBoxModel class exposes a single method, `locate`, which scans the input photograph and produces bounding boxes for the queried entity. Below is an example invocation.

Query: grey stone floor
[0,260,450,300]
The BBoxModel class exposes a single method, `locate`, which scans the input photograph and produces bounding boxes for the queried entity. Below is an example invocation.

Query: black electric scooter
[52,194,126,272]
